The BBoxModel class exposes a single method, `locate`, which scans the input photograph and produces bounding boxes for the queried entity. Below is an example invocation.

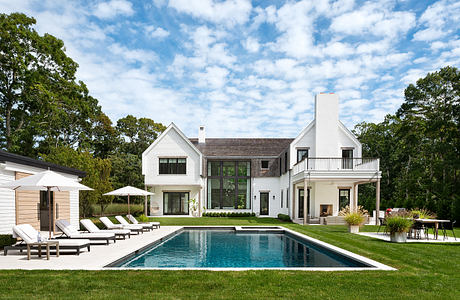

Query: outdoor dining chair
[441,220,456,241]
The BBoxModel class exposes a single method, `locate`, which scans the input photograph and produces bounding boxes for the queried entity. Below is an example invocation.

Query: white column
[375,179,380,225]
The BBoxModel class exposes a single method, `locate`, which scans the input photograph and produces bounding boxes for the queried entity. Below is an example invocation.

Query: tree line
[0,13,166,216]
[355,66,459,222]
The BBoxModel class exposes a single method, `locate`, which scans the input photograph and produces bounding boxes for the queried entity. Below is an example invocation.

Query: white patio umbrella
[0,169,93,239]
[103,186,154,215]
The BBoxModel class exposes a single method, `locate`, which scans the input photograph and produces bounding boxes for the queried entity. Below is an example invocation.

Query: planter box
[390,232,407,243]
[348,225,360,234]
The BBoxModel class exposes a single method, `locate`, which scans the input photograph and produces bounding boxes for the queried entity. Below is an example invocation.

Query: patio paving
[358,232,459,243]
[0,226,181,270]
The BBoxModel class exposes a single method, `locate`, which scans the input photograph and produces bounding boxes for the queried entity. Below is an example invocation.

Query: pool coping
[105,226,396,271]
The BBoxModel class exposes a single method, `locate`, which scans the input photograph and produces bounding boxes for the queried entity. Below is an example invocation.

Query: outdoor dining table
[414,218,450,240]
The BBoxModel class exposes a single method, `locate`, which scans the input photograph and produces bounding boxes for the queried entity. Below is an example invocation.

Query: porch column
[375,179,380,225]
[292,183,296,220]
[352,183,359,213]
[303,179,308,225]
[198,188,201,217]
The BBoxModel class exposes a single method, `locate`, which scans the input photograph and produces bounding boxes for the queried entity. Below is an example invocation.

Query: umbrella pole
[47,187,52,239]
[128,194,130,215]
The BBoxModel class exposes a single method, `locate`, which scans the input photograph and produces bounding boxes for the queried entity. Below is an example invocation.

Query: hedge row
[202,212,256,217]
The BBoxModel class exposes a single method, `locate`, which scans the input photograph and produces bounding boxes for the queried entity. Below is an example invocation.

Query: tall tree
[116,115,166,157]
[355,66,460,221]
[0,13,103,156]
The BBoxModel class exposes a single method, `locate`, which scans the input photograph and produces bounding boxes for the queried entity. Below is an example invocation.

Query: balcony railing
[293,158,379,175]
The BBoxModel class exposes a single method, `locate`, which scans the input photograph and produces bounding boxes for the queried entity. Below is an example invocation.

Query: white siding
[253,177,280,217]
[0,170,15,234]
[69,190,79,228]
[290,124,315,168]
[144,128,201,186]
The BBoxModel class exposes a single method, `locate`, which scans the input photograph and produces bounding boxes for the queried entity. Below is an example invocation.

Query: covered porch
[291,177,381,225]
[145,184,203,217]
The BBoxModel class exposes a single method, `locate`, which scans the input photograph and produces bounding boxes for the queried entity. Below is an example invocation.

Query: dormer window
[261,160,269,169]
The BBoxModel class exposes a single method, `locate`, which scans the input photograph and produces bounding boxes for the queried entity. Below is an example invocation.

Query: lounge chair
[114,216,145,234]
[5,224,90,257]
[127,214,160,229]
[100,217,143,235]
[55,219,116,245]
[80,219,131,240]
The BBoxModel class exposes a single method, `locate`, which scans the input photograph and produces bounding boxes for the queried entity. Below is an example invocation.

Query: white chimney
[314,93,339,157]
[198,125,206,143]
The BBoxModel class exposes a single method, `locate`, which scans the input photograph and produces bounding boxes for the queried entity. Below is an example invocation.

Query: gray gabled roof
[0,150,86,177]
[189,138,293,157]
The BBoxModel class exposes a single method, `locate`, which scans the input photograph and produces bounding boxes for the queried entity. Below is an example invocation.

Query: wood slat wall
[15,172,71,232]
[15,172,40,229]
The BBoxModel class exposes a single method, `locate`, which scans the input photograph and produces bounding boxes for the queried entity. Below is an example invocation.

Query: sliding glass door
[163,192,189,215]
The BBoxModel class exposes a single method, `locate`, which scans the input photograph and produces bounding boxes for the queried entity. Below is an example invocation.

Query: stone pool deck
[0,226,181,270]
[358,232,459,243]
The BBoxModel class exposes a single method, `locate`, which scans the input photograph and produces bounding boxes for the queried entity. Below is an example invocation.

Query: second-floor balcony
[293,157,380,176]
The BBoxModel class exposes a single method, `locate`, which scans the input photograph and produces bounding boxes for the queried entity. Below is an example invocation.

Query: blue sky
[2,1,459,138]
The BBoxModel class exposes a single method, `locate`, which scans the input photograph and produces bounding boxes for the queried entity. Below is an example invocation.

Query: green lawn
[0,218,459,299]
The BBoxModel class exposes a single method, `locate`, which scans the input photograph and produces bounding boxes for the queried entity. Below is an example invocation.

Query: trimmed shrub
[277,213,291,222]
[0,235,16,249]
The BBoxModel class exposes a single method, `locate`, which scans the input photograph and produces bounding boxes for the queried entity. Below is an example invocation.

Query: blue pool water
[114,229,370,268]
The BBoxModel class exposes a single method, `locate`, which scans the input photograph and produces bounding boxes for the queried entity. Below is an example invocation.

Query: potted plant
[189,198,198,217]
[385,216,413,243]
[344,212,365,233]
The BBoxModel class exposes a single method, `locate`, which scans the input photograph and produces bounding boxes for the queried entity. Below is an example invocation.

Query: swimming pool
[110,228,375,269]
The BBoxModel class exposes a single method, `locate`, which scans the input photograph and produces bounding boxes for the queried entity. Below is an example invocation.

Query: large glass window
[208,179,221,209]
[163,192,189,215]
[207,161,251,209]
[159,158,186,174]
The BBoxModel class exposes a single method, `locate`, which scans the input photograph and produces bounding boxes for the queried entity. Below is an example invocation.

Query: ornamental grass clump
[344,212,365,226]
[409,208,436,219]
[385,216,413,234]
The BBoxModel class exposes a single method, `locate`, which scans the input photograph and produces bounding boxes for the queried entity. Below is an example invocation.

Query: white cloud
[168,0,252,27]
[93,0,134,19]
[413,0,460,42]
[194,66,229,89]
[330,2,415,39]
[108,43,158,64]
[145,25,169,38]
[242,37,260,53]
[322,42,354,57]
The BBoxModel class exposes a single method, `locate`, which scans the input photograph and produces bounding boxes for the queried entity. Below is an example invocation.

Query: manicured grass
[0,218,459,299]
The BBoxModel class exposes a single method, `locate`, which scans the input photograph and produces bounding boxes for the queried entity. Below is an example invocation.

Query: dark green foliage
[201,212,256,217]
[0,234,16,249]
[277,213,291,222]
[355,66,460,222]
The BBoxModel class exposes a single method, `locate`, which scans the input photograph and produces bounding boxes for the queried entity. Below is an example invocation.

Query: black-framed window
[281,189,284,208]
[339,189,350,210]
[163,192,189,215]
[297,148,308,162]
[261,160,269,169]
[159,158,186,174]
[207,161,251,209]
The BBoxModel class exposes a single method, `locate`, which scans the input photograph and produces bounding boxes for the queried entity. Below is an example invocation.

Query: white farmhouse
[142,93,381,224]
